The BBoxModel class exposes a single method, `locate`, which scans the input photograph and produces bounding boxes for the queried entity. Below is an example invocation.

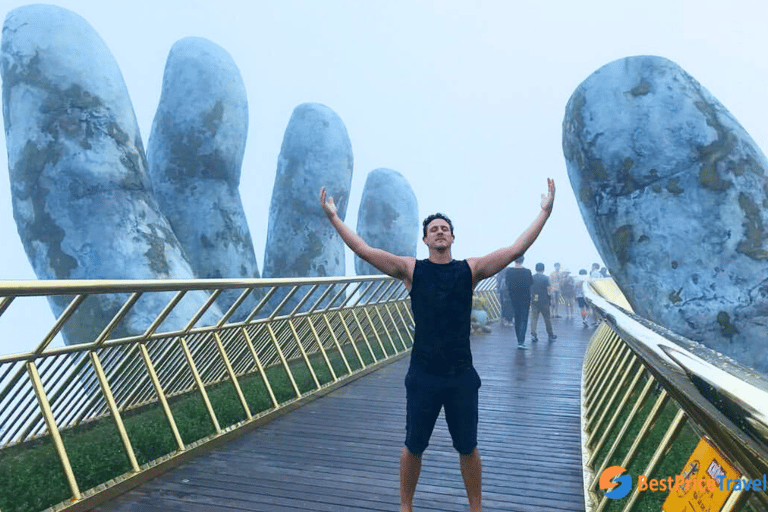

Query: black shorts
[577,297,587,308]
[404,364,481,455]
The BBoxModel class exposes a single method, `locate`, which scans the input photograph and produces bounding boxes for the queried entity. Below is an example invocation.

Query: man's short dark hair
[535,262,545,272]
[515,256,525,264]
[422,213,454,237]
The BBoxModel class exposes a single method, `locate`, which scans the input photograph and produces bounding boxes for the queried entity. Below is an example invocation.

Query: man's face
[423,218,454,249]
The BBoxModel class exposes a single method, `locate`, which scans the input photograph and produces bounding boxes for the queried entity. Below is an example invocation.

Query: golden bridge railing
[582,279,768,512]
[0,275,498,512]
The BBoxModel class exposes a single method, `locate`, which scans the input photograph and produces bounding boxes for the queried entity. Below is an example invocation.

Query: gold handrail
[581,279,768,511]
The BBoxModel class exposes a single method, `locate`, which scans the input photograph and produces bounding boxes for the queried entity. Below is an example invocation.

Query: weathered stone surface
[262,103,353,312]
[1,5,219,345]
[355,168,418,276]
[563,55,768,375]
[147,37,260,321]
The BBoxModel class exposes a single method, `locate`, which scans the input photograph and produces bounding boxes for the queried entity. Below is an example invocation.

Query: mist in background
[2,0,768,354]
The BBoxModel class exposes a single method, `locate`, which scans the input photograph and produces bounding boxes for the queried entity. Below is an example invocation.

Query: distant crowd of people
[496,258,609,349]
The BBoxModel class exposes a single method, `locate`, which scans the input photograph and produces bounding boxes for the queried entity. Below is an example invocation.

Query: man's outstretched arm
[319,187,415,287]
[468,178,555,286]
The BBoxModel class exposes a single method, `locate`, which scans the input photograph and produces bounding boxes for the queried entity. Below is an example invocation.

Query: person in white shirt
[575,269,590,327]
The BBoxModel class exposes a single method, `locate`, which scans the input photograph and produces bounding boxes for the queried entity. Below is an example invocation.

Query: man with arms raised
[319,179,555,512]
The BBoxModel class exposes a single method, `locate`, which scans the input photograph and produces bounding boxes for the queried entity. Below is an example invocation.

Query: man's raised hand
[541,178,556,214]
[319,187,338,219]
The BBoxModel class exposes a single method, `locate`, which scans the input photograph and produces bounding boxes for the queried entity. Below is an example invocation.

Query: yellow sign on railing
[663,438,741,512]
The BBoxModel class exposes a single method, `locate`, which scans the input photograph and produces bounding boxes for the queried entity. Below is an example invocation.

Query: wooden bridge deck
[98,316,594,512]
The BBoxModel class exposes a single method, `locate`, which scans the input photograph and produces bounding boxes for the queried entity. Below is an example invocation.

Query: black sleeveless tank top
[409,259,473,376]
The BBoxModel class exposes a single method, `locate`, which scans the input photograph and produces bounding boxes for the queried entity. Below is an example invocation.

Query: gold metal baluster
[323,314,351,374]
[26,361,82,500]
[350,309,378,363]
[213,332,252,419]
[89,351,140,472]
[393,301,414,345]
[33,294,88,354]
[373,305,399,354]
[363,307,389,357]
[589,376,656,492]
[266,324,302,398]
[179,337,221,433]
[587,366,647,454]
[586,347,635,429]
[594,390,670,512]
[337,309,365,369]
[307,316,338,382]
[621,409,687,512]
[287,319,321,389]
[241,326,278,409]
[138,344,185,452]
[585,331,624,407]
[383,303,407,352]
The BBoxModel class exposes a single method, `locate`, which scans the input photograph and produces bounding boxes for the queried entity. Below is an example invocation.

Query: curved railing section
[0,275,498,512]
[581,279,768,511]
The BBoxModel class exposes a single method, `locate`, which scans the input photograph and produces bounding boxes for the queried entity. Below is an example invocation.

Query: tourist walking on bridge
[576,268,590,327]
[549,262,563,318]
[530,262,557,342]
[319,179,555,512]
[505,256,533,349]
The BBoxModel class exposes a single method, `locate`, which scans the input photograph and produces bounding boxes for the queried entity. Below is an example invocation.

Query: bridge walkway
[98,315,594,512]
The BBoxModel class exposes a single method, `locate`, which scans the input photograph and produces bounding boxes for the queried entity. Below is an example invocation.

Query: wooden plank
[98,316,594,511]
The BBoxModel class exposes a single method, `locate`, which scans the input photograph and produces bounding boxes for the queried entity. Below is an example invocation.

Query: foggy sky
[2,0,768,354]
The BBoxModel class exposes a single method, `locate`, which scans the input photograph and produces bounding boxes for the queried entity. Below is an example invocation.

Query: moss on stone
[200,233,214,249]
[561,92,586,164]
[203,101,224,134]
[589,158,609,181]
[652,184,662,193]
[563,91,615,208]
[142,224,176,275]
[733,155,765,177]
[612,224,634,267]
[666,177,684,194]
[630,81,651,96]
[669,288,682,304]
[617,157,641,194]
[13,141,78,278]
[579,185,592,206]
[107,121,129,146]
[289,230,325,276]
[694,100,734,191]
[365,201,399,232]
[736,192,768,260]
[716,311,739,338]
[163,122,230,184]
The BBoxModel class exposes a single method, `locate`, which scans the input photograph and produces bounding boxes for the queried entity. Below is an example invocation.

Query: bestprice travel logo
[598,462,768,501]
[599,466,632,499]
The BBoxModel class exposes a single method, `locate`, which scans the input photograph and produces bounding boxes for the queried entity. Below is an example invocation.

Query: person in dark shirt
[530,262,557,342]
[505,256,533,349]
[319,179,555,512]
